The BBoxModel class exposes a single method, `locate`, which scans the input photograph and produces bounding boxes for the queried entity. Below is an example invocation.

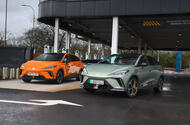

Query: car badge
[32,67,35,70]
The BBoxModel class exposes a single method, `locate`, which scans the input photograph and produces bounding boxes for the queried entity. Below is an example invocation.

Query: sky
[0,0,39,37]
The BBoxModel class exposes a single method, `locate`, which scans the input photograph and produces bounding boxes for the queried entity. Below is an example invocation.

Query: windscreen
[99,55,139,65]
[34,53,65,61]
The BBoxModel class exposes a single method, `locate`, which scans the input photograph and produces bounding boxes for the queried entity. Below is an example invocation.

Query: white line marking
[0,100,83,107]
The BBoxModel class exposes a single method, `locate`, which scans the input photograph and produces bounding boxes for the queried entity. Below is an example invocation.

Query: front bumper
[19,69,55,80]
[80,75,126,92]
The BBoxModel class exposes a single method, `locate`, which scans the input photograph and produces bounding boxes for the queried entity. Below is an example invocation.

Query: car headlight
[43,65,57,69]
[82,68,88,75]
[20,64,25,68]
[109,69,129,76]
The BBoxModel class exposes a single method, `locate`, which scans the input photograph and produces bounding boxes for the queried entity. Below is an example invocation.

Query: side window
[64,55,71,62]
[152,58,159,65]
[138,56,149,65]
[147,56,154,65]
[70,55,80,62]
[73,56,80,61]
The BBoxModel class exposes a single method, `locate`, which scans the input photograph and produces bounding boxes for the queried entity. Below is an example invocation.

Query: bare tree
[0,31,16,46]
[19,23,66,54]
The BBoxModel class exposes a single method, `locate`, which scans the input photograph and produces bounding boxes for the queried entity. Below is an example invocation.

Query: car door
[147,56,157,84]
[63,55,73,77]
[136,56,152,86]
[151,57,163,82]
[71,55,81,73]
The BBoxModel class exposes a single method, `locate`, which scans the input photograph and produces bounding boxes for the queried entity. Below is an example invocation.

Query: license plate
[90,80,104,85]
[27,73,39,76]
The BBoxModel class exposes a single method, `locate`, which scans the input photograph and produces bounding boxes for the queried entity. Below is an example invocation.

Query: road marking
[0,100,83,107]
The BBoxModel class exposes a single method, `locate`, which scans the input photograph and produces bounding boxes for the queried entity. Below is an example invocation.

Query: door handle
[149,70,152,72]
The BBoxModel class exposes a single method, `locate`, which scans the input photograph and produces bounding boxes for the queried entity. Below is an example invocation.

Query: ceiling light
[68,24,72,27]
[167,20,190,25]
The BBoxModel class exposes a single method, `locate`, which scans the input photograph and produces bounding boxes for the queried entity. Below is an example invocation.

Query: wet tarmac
[0,75,190,125]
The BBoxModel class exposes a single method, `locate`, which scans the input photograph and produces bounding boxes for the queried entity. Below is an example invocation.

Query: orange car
[20,53,83,84]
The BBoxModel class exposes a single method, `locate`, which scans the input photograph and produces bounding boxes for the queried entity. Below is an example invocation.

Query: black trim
[64,73,78,79]
[21,75,53,80]
[83,78,113,90]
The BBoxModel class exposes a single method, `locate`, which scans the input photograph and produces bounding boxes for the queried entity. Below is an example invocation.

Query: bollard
[12,68,15,79]
[3,67,8,79]
[10,68,12,79]
[6,67,8,79]
[16,68,20,79]
[2,67,5,79]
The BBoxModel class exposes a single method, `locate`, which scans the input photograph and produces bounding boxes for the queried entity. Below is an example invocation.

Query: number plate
[27,73,39,76]
[90,80,104,85]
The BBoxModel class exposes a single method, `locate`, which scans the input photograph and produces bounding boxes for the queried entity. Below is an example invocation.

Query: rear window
[34,53,65,61]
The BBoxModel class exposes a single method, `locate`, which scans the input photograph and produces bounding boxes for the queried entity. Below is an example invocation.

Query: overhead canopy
[38,0,190,51]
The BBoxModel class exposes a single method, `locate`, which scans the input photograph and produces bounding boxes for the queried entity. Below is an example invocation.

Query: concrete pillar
[151,49,154,57]
[88,39,91,59]
[138,39,142,54]
[144,43,147,55]
[66,31,71,53]
[111,17,119,55]
[102,44,105,59]
[54,18,59,53]
[157,51,160,62]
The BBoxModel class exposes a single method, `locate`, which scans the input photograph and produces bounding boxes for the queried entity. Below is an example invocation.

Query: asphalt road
[0,75,190,125]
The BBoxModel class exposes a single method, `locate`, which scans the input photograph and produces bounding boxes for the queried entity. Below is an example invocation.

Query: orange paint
[20,53,83,80]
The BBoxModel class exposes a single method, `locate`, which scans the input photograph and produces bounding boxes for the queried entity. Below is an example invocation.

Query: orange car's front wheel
[56,70,64,84]
[22,77,32,83]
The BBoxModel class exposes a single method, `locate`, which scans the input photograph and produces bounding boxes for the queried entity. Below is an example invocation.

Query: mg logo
[32,67,35,70]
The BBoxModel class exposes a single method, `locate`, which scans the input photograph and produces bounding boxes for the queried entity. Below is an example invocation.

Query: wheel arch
[56,69,64,78]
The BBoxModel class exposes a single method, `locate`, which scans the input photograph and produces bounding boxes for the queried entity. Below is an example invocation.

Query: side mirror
[141,62,148,66]
[63,58,69,63]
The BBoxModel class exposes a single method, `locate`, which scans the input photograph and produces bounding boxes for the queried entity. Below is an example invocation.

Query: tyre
[154,77,164,93]
[56,70,64,84]
[76,70,82,81]
[84,88,96,93]
[126,77,138,98]
[22,78,32,83]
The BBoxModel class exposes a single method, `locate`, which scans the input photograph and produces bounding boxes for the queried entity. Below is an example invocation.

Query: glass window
[147,56,154,65]
[34,53,65,61]
[99,54,139,65]
[71,55,80,61]
[138,56,149,65]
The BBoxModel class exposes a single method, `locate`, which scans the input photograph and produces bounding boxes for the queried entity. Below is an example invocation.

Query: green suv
[80,54,164,97]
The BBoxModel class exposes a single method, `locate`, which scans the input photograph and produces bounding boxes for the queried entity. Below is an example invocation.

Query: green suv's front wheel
[126,77,138,98]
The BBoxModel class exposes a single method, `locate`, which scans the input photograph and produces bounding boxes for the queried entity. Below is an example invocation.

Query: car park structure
[38,0,190,55]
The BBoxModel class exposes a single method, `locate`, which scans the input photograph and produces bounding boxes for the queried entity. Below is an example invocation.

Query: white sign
[0,100,83,107]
